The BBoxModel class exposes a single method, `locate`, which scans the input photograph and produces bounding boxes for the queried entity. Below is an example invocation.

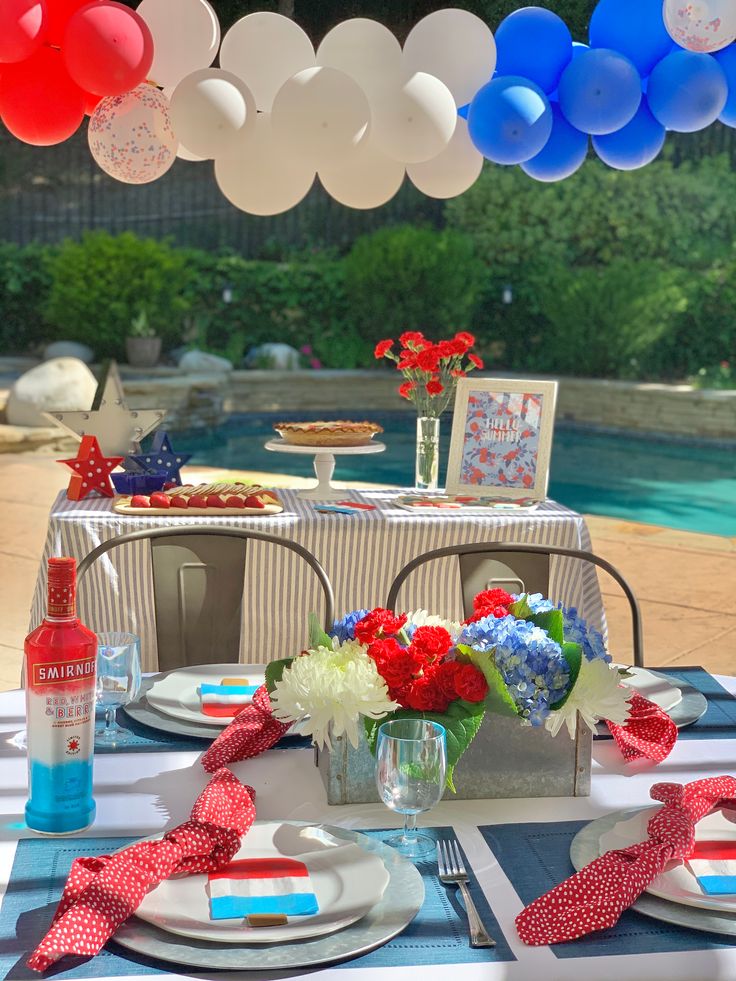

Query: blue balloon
[589,0,673,77]
[468,76,553,165]
[714,45,736,128]
[558,48,641,135]
[495,7,572,94]
[521,105,588,182]
[648,51,727,132]
[572,42,589,60]
[592,100,665,170]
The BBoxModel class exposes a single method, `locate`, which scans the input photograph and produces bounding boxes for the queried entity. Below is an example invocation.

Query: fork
[437,839,496,948]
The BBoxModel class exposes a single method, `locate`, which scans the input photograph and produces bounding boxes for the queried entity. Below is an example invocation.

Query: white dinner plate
[146,664,266,728]
[136,820,390,944]
[616,665,683,712]
[599,805,736,912]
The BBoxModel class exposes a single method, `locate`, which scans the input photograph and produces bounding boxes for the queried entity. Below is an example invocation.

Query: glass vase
[415,416,440,491]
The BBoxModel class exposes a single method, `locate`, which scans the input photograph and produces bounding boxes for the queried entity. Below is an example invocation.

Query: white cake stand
[264,439,386,500]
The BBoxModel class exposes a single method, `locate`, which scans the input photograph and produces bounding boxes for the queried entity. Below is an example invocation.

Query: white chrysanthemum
[545,656,631,739]
[271,641,399,750]
[407,609,462,642]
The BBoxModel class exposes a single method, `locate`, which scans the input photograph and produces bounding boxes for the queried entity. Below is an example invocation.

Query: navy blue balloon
[714,44,736,128]
[589,0,673,77]
[521,104,588,182]
[558,48,641,135]
[648,51,727,132]
[495,7,572,94]
[592,100,665,170]
[468,75,553,165]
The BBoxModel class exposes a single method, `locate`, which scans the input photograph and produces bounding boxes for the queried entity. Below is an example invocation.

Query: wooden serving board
[113,482,284,517]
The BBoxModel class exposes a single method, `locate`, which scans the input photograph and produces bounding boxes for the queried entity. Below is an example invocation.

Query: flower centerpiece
[266,589,632,792]
[374,330,484,490]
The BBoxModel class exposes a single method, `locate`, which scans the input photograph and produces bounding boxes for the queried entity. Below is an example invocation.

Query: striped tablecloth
[30,489,604,672]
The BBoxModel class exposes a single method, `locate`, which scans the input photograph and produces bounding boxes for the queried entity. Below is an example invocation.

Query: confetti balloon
[170,68,256,159]
[319,133,404,209]
[647,49,727,131]
[64,1,153,97]
[88,84,177,183]
[407,119,483,199]
[0,0,46,63]
[137,0,219,89]
[468,75,553,165]
[663,0,736,54]
[0,47,84,145]
[370,72,457,164]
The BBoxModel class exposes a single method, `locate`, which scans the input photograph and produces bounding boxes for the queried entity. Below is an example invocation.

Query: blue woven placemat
[595,667,736,743]
[0,828,512,978]
[482,820,736,959]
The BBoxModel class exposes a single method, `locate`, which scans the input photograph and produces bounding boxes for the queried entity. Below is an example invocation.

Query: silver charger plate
[571,808,736,937]
[596,671,708,737]
[112,825,424,971]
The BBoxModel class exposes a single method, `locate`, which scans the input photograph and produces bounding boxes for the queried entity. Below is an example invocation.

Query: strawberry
[131,495,151,508]
[170,495,189,508]
[163,481,178,490]
[189,494,208,508]
[243,495,266,509]
[206,494,227,508]
[149,493,171,508]
[225,496,246,508]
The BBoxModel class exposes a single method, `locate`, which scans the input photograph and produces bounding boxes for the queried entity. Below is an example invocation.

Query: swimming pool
[174,411,736,538]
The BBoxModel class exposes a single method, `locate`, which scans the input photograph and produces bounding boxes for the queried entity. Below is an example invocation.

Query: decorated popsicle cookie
[200,677,259,718]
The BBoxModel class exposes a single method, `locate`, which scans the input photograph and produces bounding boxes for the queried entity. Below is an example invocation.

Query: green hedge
[0,242,54,354]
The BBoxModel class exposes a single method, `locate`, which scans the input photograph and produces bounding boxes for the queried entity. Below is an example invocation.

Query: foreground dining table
[0,673,734,981]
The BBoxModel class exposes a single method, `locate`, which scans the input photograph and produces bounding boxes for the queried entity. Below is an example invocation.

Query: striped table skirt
[30,489,605,672]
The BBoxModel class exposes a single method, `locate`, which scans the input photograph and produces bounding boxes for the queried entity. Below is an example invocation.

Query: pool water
[174,411,736,538]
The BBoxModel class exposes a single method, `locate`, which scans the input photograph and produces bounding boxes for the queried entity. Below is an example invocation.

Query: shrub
[44,231,193,359]
[0,242,54,354]
[665,257,736,378]
[342,225,487,348]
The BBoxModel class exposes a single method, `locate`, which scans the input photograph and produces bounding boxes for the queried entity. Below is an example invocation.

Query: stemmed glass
[375,718,447,859]
[95,632,141,745]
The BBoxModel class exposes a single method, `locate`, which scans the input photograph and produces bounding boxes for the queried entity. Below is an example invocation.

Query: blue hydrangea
[330,609,371,644]
[460,615,570,725]
[511,592,555,614]
[559,605,610,663]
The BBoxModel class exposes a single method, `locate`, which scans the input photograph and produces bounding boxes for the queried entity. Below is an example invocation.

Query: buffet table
[30,489,604,672]
[1,671,736,981]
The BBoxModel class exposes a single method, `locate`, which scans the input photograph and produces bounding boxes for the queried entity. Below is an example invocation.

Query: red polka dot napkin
[606,692,678,763]
[201,684,293,774]
[516,775,736,946]
[27,767,256,972]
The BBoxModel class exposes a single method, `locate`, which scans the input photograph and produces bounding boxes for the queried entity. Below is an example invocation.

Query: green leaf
[550,642,583,710]
[308,611,332,650]
[456,644,519,719]
[530,609,565,646]
[264,657,293,695]
[509,595,533,619]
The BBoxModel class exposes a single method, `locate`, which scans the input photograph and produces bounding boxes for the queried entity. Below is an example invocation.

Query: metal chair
[386,541,643,667]
[77,526,335,671]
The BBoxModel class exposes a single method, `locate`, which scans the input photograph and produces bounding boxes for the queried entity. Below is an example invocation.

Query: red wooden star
[59,435,124,500]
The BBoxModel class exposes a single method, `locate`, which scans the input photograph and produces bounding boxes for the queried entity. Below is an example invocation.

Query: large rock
[5,357,98,427]
[178,349,233,374]
[245,343,301,370]
[43,341,94,364]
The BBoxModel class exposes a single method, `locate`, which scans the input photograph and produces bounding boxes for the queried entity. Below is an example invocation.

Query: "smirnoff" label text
[32,657,95,686]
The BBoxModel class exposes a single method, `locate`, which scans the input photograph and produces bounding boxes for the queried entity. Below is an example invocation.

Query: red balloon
[81,89,102,115]
[0,0,47,63]
[63,1,153,97]
[0,47,84,145]
[46,0,101,46]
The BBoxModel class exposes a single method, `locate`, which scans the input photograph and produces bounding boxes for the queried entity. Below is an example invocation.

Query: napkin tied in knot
[201,684,293,773]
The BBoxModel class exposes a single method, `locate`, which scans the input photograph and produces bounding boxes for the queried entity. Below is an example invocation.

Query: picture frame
[445,378,558,501]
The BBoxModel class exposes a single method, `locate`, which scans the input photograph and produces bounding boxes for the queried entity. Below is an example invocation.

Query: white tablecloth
[30,490,604,672]
[1,683,735,981]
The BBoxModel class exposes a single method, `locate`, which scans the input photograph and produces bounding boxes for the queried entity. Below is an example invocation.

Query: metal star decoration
[43,361,166,457]
[127,431,192,486]
[59,435,124,500]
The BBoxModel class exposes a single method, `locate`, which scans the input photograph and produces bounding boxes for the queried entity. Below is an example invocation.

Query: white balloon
[88,85,177,184]
[370,72,457,164]
[137,0,220,88]
[663,0,736,53]
[270,66,370,167]
[407,119,483,199]
[176,144,204,161]
[220,12,315,111]
[316,18,403,97]
[215,114,315,216]
[170,69,255,160]
[403,8,497,107]
[319,132,404,209]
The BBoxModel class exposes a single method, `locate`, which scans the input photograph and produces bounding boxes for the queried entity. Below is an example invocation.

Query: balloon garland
[1,1,736,213]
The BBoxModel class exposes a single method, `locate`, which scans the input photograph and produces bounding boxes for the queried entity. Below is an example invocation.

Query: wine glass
[375,718,447,859]
[95,632,141,745]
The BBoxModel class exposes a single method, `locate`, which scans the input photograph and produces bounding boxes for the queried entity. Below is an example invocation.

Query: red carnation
[400,331,425,347]
[437,340,457,358]
[398,380,416,400]
[435,659,463,701]
[354,608,408,644]
[398,351,418,370]
[402,672,450,713]
[416,347,440,372]
[425,379,444,396]
[454,331,475,350]
[374,339,393,359]
[368,637,418,689]
[464,604,509,624]
[454,663,489,703]
[410,625,452,664]
[468,353,484,370]
[473,588,513,611]
[450,369,466,378]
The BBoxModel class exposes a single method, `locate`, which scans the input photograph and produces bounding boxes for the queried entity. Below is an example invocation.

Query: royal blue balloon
[468,75,553,165]
[589,0,673,77]
[648,50,727,132]
[521,104,588,182]
[572,42,589,60]
[558,48,641,135]
[592,100,665,170]
[714,45,736,128]
[495,7,572,94]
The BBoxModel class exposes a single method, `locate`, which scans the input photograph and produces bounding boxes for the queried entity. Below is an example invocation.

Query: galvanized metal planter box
[316,714,592,804]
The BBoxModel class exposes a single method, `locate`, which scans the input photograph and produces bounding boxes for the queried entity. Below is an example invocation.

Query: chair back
[386,541,643,667]
[77,526,335,671]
